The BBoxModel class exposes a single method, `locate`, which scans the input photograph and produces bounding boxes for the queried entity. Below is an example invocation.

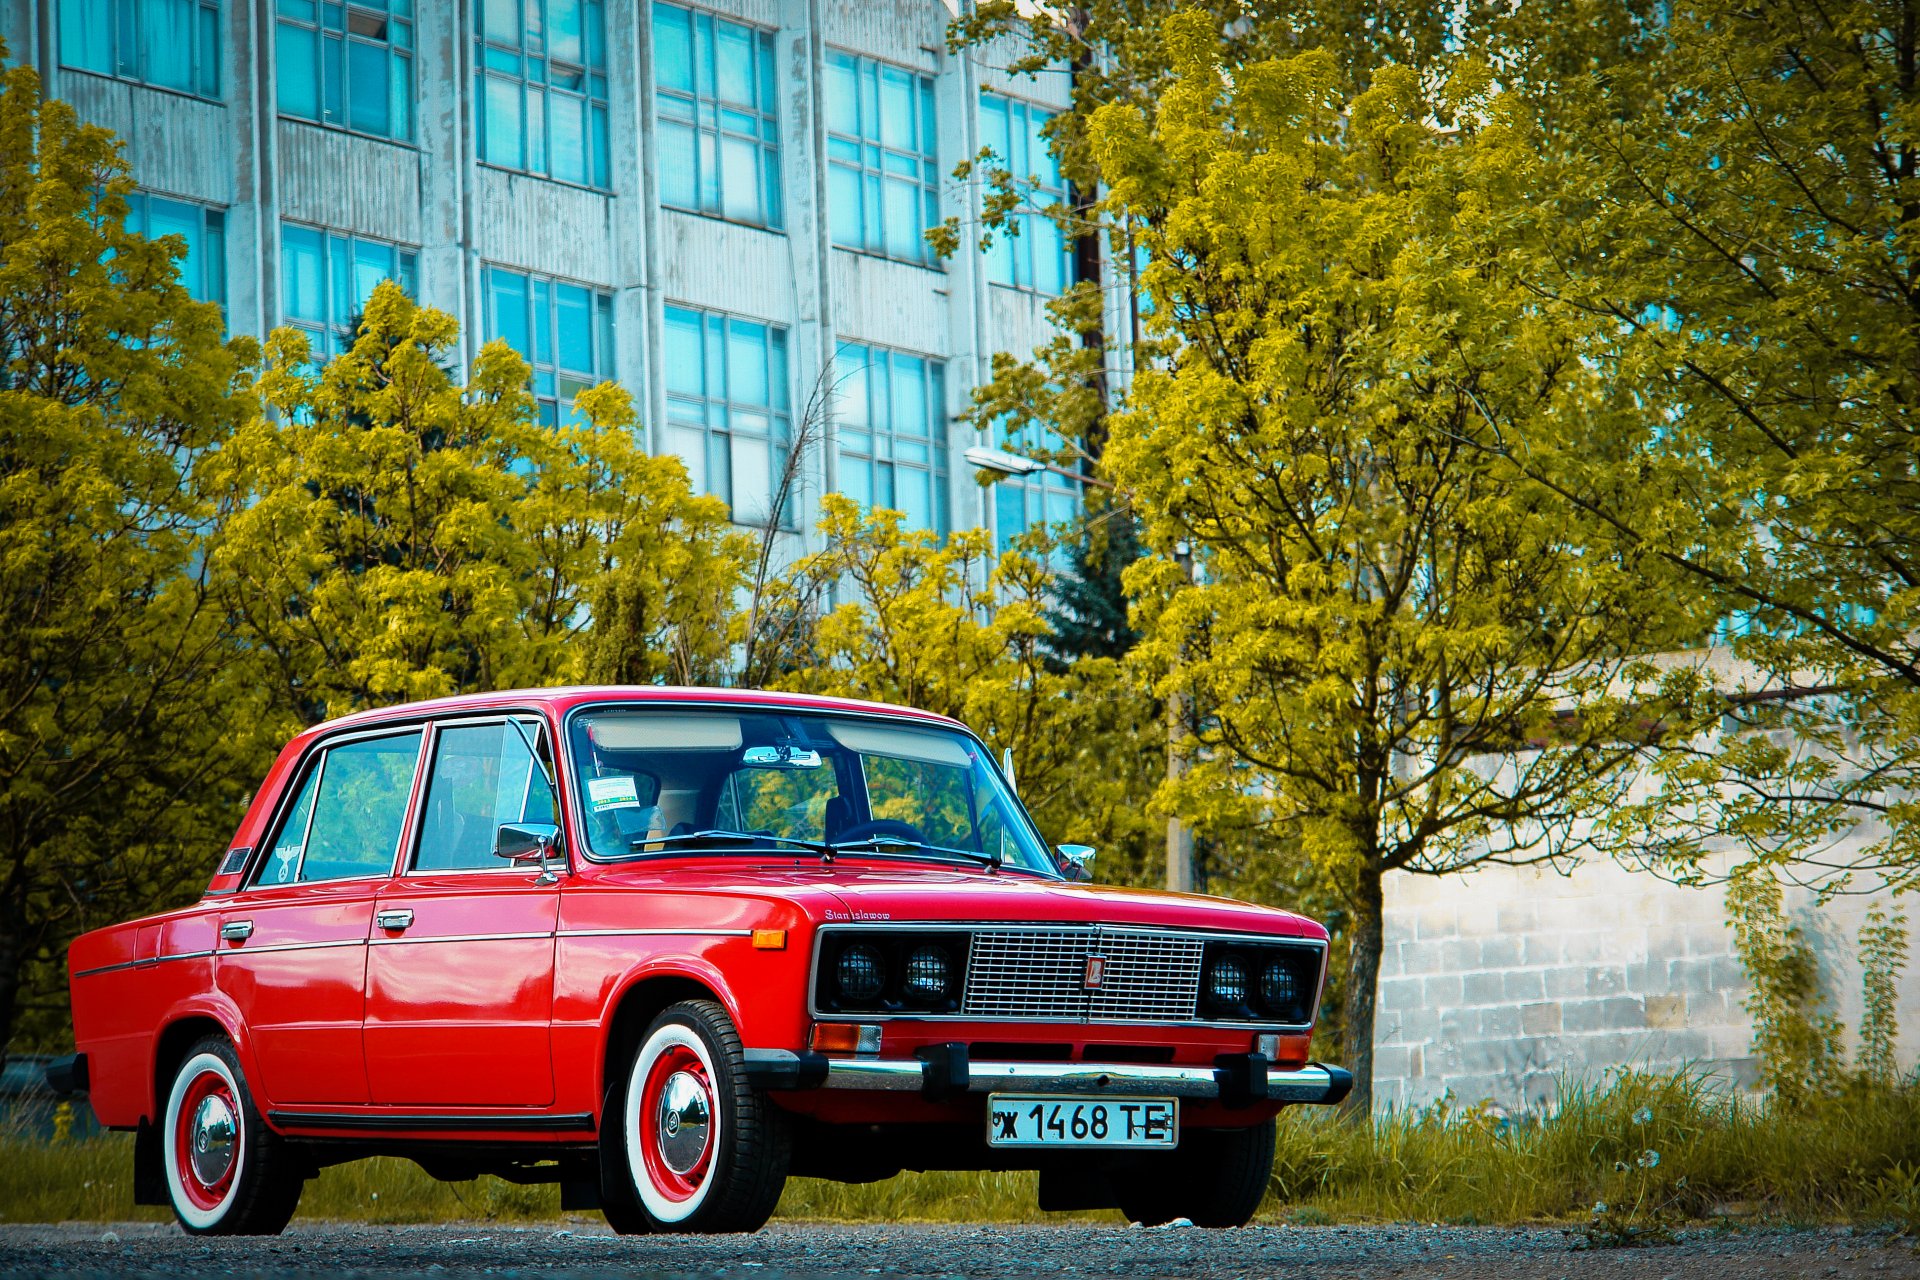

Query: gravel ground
[0,1221,1915,1279]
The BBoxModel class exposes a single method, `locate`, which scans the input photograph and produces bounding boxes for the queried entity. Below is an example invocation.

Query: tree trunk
[1339,864,1385,1118]
[1164,686,1195,892]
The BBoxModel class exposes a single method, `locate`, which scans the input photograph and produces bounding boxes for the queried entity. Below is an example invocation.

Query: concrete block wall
[1371,857,1920,1112]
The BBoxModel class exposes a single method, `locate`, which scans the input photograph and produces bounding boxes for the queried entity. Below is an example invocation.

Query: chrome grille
[959,927,1209,1023]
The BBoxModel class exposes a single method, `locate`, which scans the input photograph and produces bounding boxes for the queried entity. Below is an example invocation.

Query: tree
[772,496,1155,870]
[1488,0,1920,894]
[0,62,261,1060]
[211,283,746,722]
[1087,16,1706,1110]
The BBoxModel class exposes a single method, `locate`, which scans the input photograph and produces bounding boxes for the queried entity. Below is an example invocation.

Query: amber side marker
[810,1022,882,1054]
[752,929,787,950]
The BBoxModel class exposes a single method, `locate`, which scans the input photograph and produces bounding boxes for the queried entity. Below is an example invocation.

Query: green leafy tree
[1489,0,1920,892]
[0,62,262,1060]
[773,495,1152,868]
[211,283,745,722]
[1088,16,1706,1110]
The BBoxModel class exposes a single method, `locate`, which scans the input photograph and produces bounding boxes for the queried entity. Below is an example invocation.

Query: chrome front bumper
[744,1048,1353,1107]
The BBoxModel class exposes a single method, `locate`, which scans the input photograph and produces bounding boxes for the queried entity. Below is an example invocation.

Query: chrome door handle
[220,920,253,941]
[374,908,414,931]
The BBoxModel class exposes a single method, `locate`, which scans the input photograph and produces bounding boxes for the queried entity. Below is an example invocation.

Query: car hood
[583,858,1324,940]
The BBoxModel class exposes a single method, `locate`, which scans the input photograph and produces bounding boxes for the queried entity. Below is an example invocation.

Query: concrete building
[1,0,1090,551]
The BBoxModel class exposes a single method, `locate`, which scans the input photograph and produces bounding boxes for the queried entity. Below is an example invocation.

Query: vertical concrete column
[942,18,992,537]
[248,0,280,343]
[418,0,469,356]
[607,0,652,450]
[778,0,834,554]
[634,1,666,455]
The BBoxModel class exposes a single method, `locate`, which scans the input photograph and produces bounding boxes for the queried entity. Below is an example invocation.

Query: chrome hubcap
[655,1069,711,1175]
[189,1093,237,1186]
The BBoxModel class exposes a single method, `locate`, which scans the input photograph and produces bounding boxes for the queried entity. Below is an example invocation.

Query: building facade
[1,0,1099,550]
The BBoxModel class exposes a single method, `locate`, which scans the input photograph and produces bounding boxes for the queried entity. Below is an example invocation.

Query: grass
[4,1071,1917,1231]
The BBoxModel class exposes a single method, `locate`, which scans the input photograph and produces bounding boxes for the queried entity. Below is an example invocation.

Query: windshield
[564,706,1059,874]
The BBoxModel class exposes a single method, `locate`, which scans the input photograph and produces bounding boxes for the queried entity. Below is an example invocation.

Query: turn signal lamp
[810,1022,882,1054]
[752,929,787,950]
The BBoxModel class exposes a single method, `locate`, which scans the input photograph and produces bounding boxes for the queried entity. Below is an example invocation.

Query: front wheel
[1116,1121,1276,1228]
[161,1036,303,1234]
[601,999,790,1233]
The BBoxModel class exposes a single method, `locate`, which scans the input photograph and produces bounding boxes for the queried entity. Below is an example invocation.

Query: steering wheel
[832,818,927,847]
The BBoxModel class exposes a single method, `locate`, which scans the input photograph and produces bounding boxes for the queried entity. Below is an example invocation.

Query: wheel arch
[597,961,741,1121]
[150,1002,250,1125]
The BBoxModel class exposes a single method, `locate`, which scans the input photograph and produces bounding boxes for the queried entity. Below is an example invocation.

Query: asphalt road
[1,1221,1916,1279]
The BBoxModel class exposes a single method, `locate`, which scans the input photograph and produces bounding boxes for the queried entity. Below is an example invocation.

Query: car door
[362,715,562,1107]
[216,728,426,1106]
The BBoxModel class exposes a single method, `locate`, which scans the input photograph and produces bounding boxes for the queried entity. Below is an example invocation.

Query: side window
[299,732,424,882]
[260,761,322,886]
[413,720,560,872]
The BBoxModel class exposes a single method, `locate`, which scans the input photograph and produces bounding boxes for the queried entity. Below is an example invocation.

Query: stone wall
[1370,857,1920,1112]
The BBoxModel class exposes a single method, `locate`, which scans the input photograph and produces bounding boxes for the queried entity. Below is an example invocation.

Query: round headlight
[903,946,951,1002]
[1261,959,1298,1014]
[1207,956,1249,1010]
[836,944,885,1002]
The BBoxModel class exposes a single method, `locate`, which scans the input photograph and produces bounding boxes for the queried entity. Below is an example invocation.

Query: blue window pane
[60,0,114,73]
[481,0,517,39]
[878,66,913,151]
[715,21,751,107]
[350,241,395,314]
[664,308,704,396]
[720,134,759,223]
[996,483,1024,553]
[488,269,531,360]
[727,322,768,406]
[825,54,858,136]
[555,284,593,373]
[347,37,390,134]
[282,225,324,323]
[142,0,194,91]
[658,120,697,208]
[277,23,319,117]
[483,74,524,167]
[549,0,582,65]
[552,93,586,185]
[653,3,692,93]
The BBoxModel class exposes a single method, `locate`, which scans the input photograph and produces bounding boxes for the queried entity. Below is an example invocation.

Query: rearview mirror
[496,822,561,863]
[1056,844,1095,882]
[742,744,822,769]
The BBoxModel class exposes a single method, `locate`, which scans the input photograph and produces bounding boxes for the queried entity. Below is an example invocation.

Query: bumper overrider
[744,1045,1353,1107]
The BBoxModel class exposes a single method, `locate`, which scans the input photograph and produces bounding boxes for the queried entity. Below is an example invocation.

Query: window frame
[279,221,419,360]
[481,264,617,426]
[404,714,560,877]
[977,90,1072,296]
[248,724,432,889]
[833,339,950,536]
[58,0,223,100]
[651,1,783,230]
[274,0,416,143]
[824,48,939,266]
[125,192,227,312]
[475,0,612,189]
[662,302,794,529]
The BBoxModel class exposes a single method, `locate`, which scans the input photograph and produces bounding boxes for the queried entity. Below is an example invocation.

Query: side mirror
[497,822,563,883]
[1056,844,1095,882]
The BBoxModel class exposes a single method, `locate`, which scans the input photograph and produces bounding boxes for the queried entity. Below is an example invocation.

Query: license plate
[984,1094,1179,1148]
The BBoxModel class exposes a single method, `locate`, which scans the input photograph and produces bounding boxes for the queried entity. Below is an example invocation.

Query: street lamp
[963,444,1116,491]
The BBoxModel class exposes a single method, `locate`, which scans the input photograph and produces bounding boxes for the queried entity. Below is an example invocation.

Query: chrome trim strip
[220,938,365,957]
[817,1058,1350,1102]
[558,928,754,939]
[72,949,217,979]
[368,930,552,946]
[268,1109,595,1133]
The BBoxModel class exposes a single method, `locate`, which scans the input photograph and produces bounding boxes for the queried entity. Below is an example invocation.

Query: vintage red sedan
[53,687,1349,1234]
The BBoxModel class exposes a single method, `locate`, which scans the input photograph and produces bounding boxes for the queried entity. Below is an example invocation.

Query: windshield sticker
[588,775,642,812]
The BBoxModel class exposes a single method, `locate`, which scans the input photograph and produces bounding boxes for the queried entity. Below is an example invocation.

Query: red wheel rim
[638,1043,714,1202]
[173,1068,239,1212]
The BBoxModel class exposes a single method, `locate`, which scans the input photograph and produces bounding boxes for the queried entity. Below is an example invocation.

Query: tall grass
[4,1071,1916,1229]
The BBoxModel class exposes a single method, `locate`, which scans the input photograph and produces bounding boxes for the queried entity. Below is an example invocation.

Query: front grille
[960,926,1210,1023]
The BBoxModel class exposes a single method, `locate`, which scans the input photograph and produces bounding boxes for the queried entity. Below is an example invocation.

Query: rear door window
[258,732,425,884]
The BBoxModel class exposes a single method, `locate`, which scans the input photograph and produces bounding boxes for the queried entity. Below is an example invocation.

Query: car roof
[312,686,968,739]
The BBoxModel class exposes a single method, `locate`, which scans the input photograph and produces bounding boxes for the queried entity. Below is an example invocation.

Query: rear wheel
[161,1036,303,1234]
[1115,1121,1276,1228]
[601,999,790,1233]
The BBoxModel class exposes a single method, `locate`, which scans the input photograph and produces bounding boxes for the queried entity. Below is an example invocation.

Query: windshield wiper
[631,829,834,855]
[827,835,1001,871]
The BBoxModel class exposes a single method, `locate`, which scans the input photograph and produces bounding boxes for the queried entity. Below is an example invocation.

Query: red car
[53,687,1348,1235]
